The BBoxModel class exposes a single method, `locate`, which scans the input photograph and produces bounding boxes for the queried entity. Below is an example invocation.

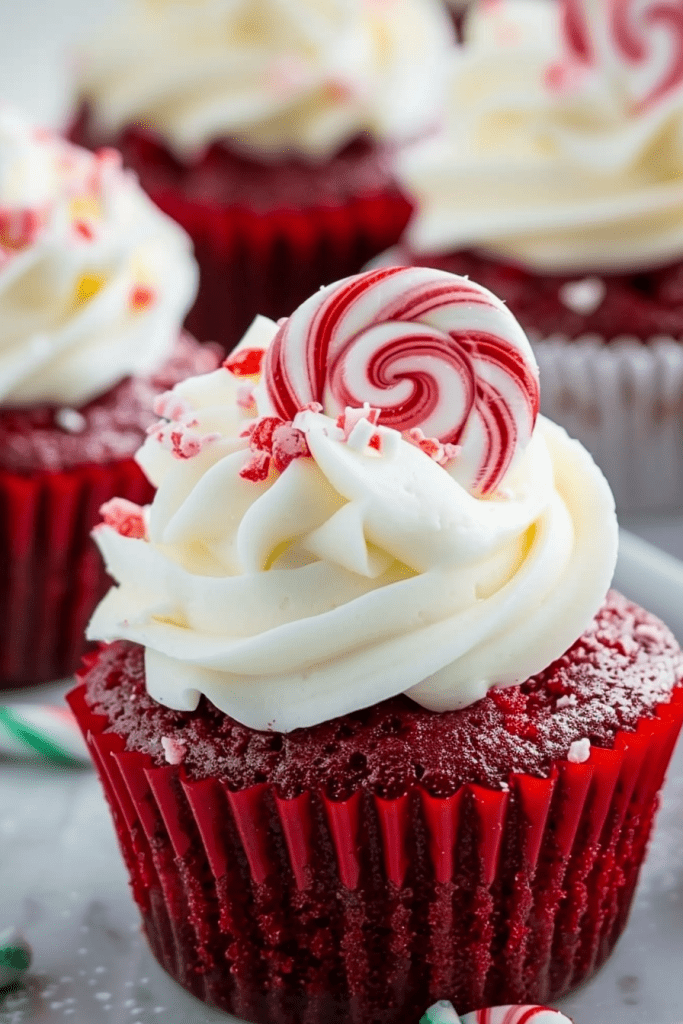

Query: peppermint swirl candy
[420,1003,572,1024]
[559,0,683,113]
[263,267,540,495]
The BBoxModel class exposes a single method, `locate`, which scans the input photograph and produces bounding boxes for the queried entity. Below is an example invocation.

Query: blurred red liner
[0,462,151,688]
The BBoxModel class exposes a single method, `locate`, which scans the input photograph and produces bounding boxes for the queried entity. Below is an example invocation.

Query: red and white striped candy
[558,0,683,112]
[461,1007,572,1024]
[263,266,539,496]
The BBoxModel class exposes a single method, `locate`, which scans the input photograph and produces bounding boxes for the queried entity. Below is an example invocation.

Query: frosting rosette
[399,0,683,272]
[0,106,197,407]
[87,267,617,732]
[76,0,453,161]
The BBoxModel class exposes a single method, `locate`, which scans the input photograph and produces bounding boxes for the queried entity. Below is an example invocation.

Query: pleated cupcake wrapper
[152,186,413,354]
[0,462,152,688]
[68,678,683,1023]
[533,334,683,514]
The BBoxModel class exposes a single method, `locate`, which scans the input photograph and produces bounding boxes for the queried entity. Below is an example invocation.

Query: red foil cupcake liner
[0,462,152,689]
[68,678,683,1023]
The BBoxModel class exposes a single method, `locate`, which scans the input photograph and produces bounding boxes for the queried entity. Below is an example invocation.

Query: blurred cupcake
[392,0,683,512]
[70,267,683,1020]
[0,106,219,689]
[70,0,454,352]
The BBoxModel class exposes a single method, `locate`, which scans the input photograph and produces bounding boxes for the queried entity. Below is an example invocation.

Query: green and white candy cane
[0,928,31,989]
[0,705,89,766]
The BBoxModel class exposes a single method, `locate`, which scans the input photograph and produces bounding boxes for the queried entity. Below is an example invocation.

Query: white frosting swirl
[0,107,197,408]
[77,0,453,161]
[88,311,617,733]
[399,0,683,272]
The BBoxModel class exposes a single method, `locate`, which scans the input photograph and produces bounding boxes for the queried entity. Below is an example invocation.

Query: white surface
[1,529,683,1024]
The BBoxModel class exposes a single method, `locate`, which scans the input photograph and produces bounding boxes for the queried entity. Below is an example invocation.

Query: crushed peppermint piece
[73,220,95,241]
[0,207,43,250]
[149,420,220,459]
[240,450,272,482]
[54,407,86,433]
[236,384,256,410]
[130,284,155,310]
[346,416,377,452]
[407,428,461,467]
[336,403,381,441]
[271,424,310,472]
[152,390,191,421]
[223,347,266,377]
[99,498,147,540]
[555,693,577,709]
[161,736,187,765]
[239,414,311,480]
[249,416,285,453]
[558,277,606,316]
[567,737,591,763]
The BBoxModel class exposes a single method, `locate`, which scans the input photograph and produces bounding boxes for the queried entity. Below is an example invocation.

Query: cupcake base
[69,594,683,1022]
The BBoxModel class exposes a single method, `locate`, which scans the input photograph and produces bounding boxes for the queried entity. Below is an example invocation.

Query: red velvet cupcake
[70,268,683,1021]
[393,0,683,512]
[0,107,220,688]
[69,0,453,352]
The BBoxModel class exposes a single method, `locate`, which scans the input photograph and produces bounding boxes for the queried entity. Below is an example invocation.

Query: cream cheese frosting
[77,0,453,161]
[88,268,618,733]
[0,107,197,408]
[399,0,683,273]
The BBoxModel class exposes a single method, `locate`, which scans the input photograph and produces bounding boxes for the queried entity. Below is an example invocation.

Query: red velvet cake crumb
[83,591,683,799]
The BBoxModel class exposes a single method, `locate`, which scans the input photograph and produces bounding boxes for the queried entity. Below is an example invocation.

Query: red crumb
[99,497,146,539]
[223,347,266,377]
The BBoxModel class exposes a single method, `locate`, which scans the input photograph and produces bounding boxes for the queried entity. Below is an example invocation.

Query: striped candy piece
[421,1004,573,1024]
[557,0,683,113]
[0,705,90,766]
[263,266,539,496]
[0,928,31,989]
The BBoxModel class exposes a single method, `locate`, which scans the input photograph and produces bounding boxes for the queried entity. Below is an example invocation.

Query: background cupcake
[70,0,454,352]
[392,0,683,513]
[0,106,219,689]
[70,267,683,1021]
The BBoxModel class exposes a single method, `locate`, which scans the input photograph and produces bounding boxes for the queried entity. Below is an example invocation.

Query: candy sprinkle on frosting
[262,266,540,495]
